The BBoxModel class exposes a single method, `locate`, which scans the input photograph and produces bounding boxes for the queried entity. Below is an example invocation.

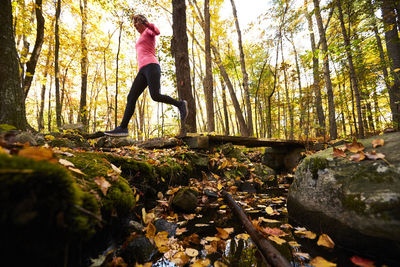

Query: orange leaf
[171,251,190,266]
[372,138,384,148]
[332,147,346,158]
[154,231,169,253]
[350,256,375,267]
[145,222,156,241]
[268,235,286,245]
[317,234,335,248]
[310,256,336,267]
[94,177,111,195]
[18,146,53,161]
[262,227,287,237]
[349,152,365,162]
[216,227,229,239]
[346,138,365,153]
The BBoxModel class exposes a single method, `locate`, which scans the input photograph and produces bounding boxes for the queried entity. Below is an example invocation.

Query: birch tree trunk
[54,0,62,128]
[230,0,253,136]
[115,21,122,128]
[313,0,337,139]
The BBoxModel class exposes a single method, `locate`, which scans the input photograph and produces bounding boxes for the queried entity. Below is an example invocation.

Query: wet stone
[119,236,158,264]
[154,218,177,237]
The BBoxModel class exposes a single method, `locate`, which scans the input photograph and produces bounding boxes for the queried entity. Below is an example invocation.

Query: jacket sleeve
[146,23,160,36]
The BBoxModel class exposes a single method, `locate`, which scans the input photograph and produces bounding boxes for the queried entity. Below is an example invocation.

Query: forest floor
[0,128,387,267]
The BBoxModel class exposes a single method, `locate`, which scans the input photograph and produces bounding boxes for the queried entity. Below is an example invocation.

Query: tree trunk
[115,21,123,128]
[337,0,364,137]
[304,0,326,137]
[280,40,294,139]
[23,0,44,100]
[230,0,253,136]
[220,77,230,135]
[39,41,52,132]
[381,0,400,129]
[313,0,337,139]
[54,0,62,129]
[171,0,197,133]
[203,0,215,132]
[79,0,88,130]
[0,0,26,130]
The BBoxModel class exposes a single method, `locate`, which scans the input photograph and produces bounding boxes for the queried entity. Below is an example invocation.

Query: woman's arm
[145,23,160,36]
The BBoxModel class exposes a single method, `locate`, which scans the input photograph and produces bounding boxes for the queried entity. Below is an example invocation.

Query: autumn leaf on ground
[365,151,385,160]
[259,217,280,223]
[110,256,127,267]
[94,177,111,195]
[349,151,366,162]
[214,261,228,267]
[333,147,346,158]
[317,234,335,248]
[268,235,286,245]
[154,231,169,253]
[191,258,210,267]
[176,228,187,236]
[372,138,384,148]
[262,227,287,237]
[265,206,275,215]
[216,227,230,239]
[236,233,250,240]
[59,158,75,168]
[171,251,190,266]
[346,138,365,153]
[350,256,375,267]
[183,213,196,220]
[145,222,156,241]
[288,241,301,247]
[185,247,199,257]
[142,208,155,225]
[204,240,218,253]
[69,167,86,176]
[294,252,310,259]
[110,163,122,174]
[310,256,336,267]
[294,230,316,239]
[18,146,53,161]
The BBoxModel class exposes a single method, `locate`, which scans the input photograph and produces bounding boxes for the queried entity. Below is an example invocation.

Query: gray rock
[15,132,37,145]
[154,218,177,237]
[128,220,144,233]
[220,143,247,161]
[172,187,199,213]
[62,123,85,132]
[288,132,400,259]
[119,236,157,264]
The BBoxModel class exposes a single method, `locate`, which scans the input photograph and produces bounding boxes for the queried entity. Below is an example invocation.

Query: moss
[61,152,136,219]
[0,153,99,265]
[48,137,76,148]
[341,193,367,214]
[301,156,329,180]
[0,124,17,132]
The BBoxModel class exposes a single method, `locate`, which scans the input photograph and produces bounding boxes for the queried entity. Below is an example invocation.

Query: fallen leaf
[349,152,365,162]
[110,257,127,267]
[265,206,274,215]
[294,252,310,259]
[216,227,229,239]
[59,158,75,168]
[317,234,335,248]
[262,227,287,237]
[195,223,209,227]
[69,167,86,176]
[294,230,316,239]
[185,248,199,257]
[171,251,190,266]
[110,163,122,174]
[145,222,156,241]
[259,217,280,223]
[310,256,336,267]
[94,177,111,195]
[176,228,187,236]
[217,183,223,190]
[18,146,53,161]
[365,151,385,160]
[191,258,210,267]
[142,208,155,225]
[183,214,196,220]
[223,227,234,234]
[205,236,220,242]
[288,241,301,247]
[346,138,365,153]
[154,231,169,253]
[350,256,375,267]
[204,241,218,253]
[333,147,346,158]
[268,235,286,245]
[372,138,384,148]
[214,261,228,267]
[236,233,250,240]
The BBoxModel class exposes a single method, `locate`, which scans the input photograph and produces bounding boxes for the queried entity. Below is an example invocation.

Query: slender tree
[54,0,62,128]
[204,0,215,132]
[79,0,88,129]
[230,0,253,136]
[313,0,338,139]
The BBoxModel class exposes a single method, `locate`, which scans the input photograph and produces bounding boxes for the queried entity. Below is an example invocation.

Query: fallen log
[222,190,291,267]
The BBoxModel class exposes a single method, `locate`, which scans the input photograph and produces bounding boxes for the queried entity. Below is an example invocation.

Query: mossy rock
[48,137,77,148]
[0,124,17,133]
[62,152,136,218]
[0,153,99,266]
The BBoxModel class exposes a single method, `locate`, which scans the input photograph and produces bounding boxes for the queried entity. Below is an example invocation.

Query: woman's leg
[144,64,181,107]
[119,71,147,128]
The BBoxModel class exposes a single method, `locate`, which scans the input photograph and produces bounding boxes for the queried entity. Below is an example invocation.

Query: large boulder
[288,132,400,260]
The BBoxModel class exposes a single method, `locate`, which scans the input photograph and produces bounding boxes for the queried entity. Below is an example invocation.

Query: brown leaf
[18,146,53,161]
[145,222,156,241]
[171,251,190,266]
[350,256,375,267]
[310,256,336,267]
[154,231,169,253]
[349,151,366,162]
[332,147,346,158]
[59,158,75,168]
[365,151,385,160]
[372,138,384,148]
[94,177,111,195]
[346,138,365,153]
[268,235,286,245]
[216,227,230,239]
[184,247,199,257]
[262,227,287,237]
[69,167,86,176]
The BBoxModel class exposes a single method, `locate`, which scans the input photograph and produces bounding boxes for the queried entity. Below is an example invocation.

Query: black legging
[120,63,180,128]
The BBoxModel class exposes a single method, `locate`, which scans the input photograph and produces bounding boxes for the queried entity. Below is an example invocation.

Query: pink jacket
[136,23,160,70]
